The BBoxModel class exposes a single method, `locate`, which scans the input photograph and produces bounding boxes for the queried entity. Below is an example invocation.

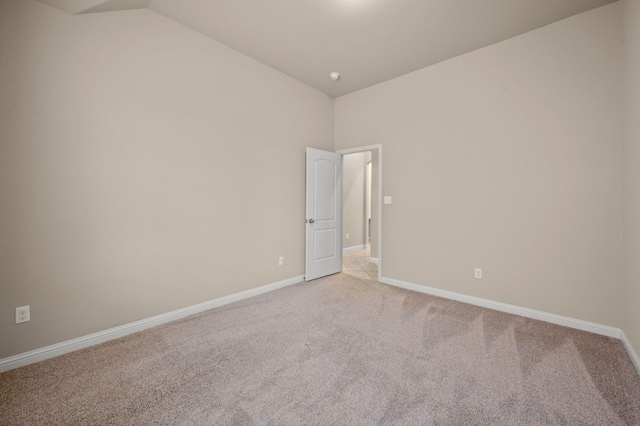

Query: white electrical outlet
[15,305,30,324]
[475,268,482,279]
[346,233,349,240]
[384,196,392,204]
[278,256,284,266]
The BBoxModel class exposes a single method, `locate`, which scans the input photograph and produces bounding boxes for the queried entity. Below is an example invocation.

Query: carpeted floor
[1,273,640,425]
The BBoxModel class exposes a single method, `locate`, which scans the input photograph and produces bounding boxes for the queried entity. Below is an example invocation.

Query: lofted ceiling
[37,0,617,98]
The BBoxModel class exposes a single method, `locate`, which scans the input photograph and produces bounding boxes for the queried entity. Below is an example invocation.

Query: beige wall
[623,0,640,356]
[342,152,367,249]
[0,0,333,358]
[335,3,623,327]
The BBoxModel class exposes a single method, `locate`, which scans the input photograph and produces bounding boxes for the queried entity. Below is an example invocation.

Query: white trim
[377,144,382,281]
[0,275,304,373]
[369,257,379,265]
[379,276,622,338]
[621,331,640,375]
[337,144,382,282]
[343,244,366,254]
[337,144,381,155]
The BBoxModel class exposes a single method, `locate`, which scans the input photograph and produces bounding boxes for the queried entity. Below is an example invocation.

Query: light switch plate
[384,196,392,204]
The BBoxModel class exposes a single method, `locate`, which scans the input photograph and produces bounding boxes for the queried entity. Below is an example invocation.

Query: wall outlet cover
[15,306,30,324]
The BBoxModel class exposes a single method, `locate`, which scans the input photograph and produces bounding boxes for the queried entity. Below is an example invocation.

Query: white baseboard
[5,274,636,376]
[621,331,640,375]
[343,245,366,254]
[0,275,304,373]
[369,257,379,264]
[379,276,622,339]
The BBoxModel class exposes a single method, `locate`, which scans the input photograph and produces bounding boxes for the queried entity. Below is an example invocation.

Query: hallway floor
[342,248,378,281]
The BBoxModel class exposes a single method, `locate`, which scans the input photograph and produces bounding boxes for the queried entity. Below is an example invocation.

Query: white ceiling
[38,0,617,98]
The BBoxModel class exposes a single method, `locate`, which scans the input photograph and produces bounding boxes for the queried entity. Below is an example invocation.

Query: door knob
[308,219,315,223]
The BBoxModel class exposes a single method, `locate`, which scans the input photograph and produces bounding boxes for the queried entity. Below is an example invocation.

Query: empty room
[1,0,640,424]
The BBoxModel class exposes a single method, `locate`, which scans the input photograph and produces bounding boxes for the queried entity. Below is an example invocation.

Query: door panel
[314,229,336,260]
[314,160,337,220]
[305,148,342,281]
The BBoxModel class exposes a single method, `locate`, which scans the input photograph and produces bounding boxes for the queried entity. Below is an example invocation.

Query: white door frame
[337,144,382,280]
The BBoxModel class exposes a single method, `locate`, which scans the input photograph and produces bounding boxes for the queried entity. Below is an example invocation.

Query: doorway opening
[338,145,382,281]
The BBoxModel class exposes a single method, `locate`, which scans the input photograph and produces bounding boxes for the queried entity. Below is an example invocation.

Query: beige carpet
[2,273,640,425]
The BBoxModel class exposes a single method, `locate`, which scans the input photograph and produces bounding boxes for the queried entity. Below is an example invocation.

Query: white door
[305,148,342,281]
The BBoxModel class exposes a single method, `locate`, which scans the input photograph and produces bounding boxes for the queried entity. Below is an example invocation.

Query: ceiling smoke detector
[329,72,340,81]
